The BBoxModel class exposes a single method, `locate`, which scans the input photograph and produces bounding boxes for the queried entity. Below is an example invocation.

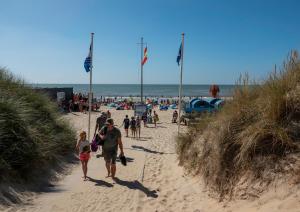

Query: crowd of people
[75,107,163,181]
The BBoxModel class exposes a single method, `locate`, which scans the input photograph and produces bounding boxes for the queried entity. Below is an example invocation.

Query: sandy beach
[2,106,299,212]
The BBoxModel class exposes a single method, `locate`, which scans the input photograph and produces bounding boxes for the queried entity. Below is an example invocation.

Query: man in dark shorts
[122,115,130,137]
[99,118,124,179]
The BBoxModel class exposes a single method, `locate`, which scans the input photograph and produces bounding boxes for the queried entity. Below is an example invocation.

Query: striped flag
[142,46,148,66]
[84,42,92,72]
[176,43,182,66]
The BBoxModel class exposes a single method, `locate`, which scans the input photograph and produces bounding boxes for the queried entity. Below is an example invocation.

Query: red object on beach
[209,84,220,98]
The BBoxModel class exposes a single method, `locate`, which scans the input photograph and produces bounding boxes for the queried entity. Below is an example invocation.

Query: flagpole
[140,37,144,103]
[88,32,94,141]
[178,33,184,134]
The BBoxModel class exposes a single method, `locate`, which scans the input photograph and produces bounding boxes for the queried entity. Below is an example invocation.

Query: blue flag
[84,43,92,72]
[176,43,182,66]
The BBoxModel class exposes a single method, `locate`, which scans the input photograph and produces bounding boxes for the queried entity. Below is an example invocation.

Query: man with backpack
[99,118,124,179]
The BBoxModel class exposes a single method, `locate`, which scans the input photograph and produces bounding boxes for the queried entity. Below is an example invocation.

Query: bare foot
[106,173,111,178]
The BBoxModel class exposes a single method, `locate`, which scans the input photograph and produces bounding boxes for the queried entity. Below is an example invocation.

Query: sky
[0,0,300,84]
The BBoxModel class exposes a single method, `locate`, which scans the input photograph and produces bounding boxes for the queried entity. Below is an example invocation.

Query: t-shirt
[78,140,90,153]
[100,127,121,152]
[96,114,107,130]
[123,118,130,127]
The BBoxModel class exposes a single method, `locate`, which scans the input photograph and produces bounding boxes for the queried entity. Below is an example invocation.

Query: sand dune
[2,107,299,212]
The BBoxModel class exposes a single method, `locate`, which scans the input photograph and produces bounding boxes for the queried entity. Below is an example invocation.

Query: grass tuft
[176,51,300,199]
[0,68,76,185]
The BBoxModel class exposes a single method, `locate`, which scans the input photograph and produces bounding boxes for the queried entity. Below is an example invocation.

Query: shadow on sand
[116,156,134,163]
[87,177,114,187]
[130,145,174,155]
[113,177,158,198]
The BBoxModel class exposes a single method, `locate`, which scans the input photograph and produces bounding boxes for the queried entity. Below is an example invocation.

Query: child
[76,131,90,181]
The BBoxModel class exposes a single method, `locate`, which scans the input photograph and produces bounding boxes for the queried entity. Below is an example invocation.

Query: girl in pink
[76,131,90,180]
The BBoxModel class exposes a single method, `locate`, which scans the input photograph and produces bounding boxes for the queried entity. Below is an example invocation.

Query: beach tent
[184,98,215,113]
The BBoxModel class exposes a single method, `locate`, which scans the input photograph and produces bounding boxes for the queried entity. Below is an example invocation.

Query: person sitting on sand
[130,116,136,138]
[99,118,124,179]
[76,131,91,181]
[122,115,130,137]
[136,116,141,139]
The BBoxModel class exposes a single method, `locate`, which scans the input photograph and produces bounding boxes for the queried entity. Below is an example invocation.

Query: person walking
[99,118,124,179]
[153,111,159,128]
[122,115,130,137]
[76,131,90,181]
[172,110,178,123]
[130,116,136,138]
[142,112,147,127]
[94,112,107,136]
[136,116,141,139]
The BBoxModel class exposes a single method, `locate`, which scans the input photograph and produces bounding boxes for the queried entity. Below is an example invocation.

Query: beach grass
[0,68,76,185]
[176,51,300,198]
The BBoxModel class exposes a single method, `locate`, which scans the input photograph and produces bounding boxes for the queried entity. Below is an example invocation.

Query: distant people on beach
[153,111,159,127]
[142,112,147,127]
[172,110,178,123]
[130,116,137,138]
[76,131,90,181]
[107,110,111,118]
[136,116,141,139]
[209,84,220,98]
[99,118,124,179]
[122,115,130,137]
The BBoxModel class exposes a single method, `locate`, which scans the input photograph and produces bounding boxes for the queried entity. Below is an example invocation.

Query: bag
[91,137,98,152]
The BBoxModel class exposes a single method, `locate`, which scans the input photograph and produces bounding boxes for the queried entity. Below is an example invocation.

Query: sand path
[4,107,299,212]
[4,107,211,212]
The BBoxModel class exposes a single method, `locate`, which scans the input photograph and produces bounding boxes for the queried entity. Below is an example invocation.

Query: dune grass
[176,51,300,198]
[0,68,76,184]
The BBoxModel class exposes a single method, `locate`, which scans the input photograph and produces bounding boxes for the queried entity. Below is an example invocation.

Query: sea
[30,84,235,98]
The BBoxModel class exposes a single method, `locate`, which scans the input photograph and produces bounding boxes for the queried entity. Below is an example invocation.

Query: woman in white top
[76,131,90,180]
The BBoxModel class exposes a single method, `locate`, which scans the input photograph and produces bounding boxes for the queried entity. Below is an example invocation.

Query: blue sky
[1,0,300,84]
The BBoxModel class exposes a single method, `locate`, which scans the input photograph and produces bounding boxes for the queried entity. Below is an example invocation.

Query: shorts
[80,152,90,161]
[124,125,129,130]
[103,150,117,164]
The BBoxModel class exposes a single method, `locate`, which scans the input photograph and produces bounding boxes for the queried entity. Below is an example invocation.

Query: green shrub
[176,51,300,198]
[0,68,76,182]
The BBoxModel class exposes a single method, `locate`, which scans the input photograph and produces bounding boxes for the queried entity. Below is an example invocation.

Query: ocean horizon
[29,84,235,98]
